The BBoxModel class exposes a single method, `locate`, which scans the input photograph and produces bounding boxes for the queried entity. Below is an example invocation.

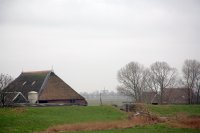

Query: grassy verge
[147,104,200,116]
[0,106,126,133]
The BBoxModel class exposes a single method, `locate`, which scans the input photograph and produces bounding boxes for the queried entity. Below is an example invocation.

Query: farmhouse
[163,88,189,104]
[2,70,87,106]
[142,88,192,104]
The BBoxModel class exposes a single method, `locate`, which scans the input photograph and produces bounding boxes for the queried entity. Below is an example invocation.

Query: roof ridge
[22,70,52,74]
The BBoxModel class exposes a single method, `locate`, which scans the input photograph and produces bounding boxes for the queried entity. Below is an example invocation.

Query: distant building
[142,88,193,104]
[163,88,189,104]
[1,70,87,106]
[142,91,159,104]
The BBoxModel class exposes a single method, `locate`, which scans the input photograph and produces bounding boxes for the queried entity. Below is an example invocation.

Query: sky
[0,0,200,93]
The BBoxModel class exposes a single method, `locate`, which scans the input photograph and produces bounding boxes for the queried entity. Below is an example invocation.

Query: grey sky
[0,0,200,92]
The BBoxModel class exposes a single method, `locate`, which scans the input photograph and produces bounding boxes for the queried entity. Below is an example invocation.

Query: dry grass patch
[11,107,27,113]
[0,107,26,115]
[169,114,200,129]
[40,116,155,133]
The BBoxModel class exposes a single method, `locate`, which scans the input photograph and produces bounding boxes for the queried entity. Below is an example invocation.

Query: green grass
[0,105,200,133]
[65,124,200,133]
[0,106,126,133]
[147,104,200,116]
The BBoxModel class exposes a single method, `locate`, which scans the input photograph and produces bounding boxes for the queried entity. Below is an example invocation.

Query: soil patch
[39,116,154,133]
[169,116,200,129]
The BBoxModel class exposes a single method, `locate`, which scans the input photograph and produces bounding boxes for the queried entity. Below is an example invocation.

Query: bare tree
[182,59,200,104]
[147,61,177,104]
[0,73,13,107]
[117,62,146,102]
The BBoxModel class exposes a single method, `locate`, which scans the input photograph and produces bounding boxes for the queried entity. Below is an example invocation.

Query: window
[22,81,26,86]
[32,81,36,86]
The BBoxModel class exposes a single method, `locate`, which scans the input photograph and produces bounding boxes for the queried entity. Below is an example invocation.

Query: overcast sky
[0,0,200,92]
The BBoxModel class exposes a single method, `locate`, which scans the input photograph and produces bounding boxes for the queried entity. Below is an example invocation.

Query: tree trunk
[0,92,5,107]
[188,88,192,104]
[197,88,200,104]
[160,88,163,104]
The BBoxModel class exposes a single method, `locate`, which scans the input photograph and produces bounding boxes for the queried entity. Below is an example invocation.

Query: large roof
[3,70,50,99]
[3,70,85,101]
[39,72,85,100]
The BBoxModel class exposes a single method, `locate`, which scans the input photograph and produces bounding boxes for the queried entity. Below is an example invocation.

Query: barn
[142,88,193,104]
[2,70,87,106]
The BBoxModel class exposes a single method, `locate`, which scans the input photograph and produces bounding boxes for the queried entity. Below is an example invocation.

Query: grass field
[147,104,200,116]
[0,105,200,133]
[0,106,126,133]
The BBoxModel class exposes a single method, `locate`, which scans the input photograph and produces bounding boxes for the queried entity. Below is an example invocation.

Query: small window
[32,81,36,86]
[22,81,26,86]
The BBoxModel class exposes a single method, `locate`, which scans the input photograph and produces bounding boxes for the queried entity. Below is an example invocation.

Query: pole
[100,92,102,106]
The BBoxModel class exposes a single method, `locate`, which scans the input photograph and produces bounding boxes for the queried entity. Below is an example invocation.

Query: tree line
[117,59,200,104]
[1,59,200,105]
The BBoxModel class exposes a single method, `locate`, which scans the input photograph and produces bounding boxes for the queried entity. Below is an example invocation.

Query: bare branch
[116,62,146,102]
[182,59,200,104]
[0,73,13,107]
[147,61,177,104]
